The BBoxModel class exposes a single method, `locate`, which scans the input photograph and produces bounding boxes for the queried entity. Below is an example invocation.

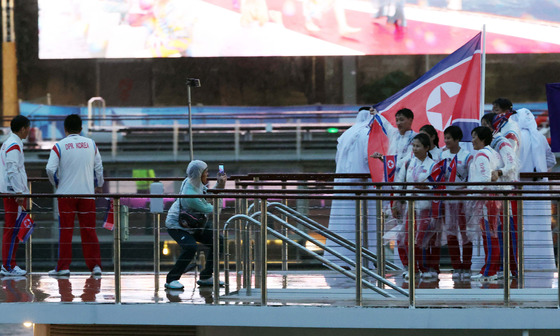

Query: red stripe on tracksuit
[6,144,21,154]
[498,200,519,276]
[480,200,500,276]
[2,198,21,270]
[56,198,101,271]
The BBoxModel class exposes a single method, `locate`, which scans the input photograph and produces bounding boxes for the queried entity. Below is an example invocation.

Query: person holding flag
[481,113,520,278]
[324,107,378,269]
[393,133,436,280]
[492,98,522,154]
[441,125,474,279]
[0,115,31,277]
[468,126,501,281]
[369,107,416,183]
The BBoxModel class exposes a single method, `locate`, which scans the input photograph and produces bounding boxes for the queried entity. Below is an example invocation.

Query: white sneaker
[197,277,225,287]
[1,265,27,276]
[421,271,434,279]
[470,273,498,281]
[48,269,70,277]
[404,271,422,281]
[92,265,102,276]
[452,270,462,279]
[165,280,184,290]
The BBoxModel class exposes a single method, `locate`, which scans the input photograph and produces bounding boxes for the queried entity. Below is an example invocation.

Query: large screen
[39,0,560,59]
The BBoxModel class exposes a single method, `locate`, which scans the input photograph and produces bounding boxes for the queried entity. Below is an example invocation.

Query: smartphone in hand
[218,164,225,175]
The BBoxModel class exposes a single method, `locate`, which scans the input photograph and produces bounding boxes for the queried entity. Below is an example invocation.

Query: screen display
[38,0,560,59]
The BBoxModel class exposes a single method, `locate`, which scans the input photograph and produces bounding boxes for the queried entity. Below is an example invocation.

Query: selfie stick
[186,78,201,161]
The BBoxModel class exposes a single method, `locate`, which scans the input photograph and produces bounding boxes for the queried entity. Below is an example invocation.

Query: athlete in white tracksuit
[0,116,31,276]
[469,127,501,281]
[394,133,436,279]
[441,125,474,278]
[46,114,104,275]
[483,111,521,278]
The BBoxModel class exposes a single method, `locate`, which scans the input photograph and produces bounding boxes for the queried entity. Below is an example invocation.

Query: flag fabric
[367,114,391,183]
[427,159,447,186]
[448,154,458,182]
[16,208,35,243]
[546,83,560,152]
[372,33,482,145]
[103,199,114,231]
[427,159,447,218]
[383,155,397,182]
[491,111,514,134]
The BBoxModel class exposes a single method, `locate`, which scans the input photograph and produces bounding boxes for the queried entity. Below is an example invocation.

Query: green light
[326,127,339,134]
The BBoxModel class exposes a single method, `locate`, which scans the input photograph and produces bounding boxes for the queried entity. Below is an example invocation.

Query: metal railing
[3,173,560,308]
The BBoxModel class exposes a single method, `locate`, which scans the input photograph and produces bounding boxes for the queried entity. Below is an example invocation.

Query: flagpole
[480,25,487,118]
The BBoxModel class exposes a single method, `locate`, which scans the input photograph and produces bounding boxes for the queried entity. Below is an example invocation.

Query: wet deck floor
[0,270,558,307]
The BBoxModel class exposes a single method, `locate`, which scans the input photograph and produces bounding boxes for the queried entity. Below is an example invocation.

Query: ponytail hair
[419,124,439,148]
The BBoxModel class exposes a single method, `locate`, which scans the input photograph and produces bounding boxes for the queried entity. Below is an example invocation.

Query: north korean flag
[373,33,482,146]
[383,155,397,183]
[427,159,447,185]
[16,209,35,243]
[448,154,458,182]
[367,114,391,182]
[427,159,447,218]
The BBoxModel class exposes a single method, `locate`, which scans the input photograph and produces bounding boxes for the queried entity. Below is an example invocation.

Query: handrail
[251,210,406,296]
[3,187,559,308]
[222,214,401,300]
[267,202,400,271]
[231,172,560,181]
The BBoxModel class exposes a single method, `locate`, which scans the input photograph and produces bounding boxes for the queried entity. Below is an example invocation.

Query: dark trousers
[166,228,222,283]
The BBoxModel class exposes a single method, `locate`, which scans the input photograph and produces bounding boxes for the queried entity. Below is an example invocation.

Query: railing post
[361,182,369,270]
[172,120,179,161]
[25,181,32,275]
[517,190,524,288]
[113,197,121,304]
[557,199,560,309]
[408,200,415,308]
[296,119,301,159]
[281,180,289,274]
[254,178,262,286]
[355,195,363,307]
[235,194,243,291]
[376,198,385,288]
[213,197,221,302]
[503,199,511,306]
[260,197,268,306]
[111,120,117,159]
[234,120,240,161]
[153,213,160,293]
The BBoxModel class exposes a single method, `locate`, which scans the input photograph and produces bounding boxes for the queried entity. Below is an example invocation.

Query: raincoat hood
[186,160,208,192]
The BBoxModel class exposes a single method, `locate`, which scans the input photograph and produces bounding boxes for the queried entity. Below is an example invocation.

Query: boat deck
[1,269,558,307]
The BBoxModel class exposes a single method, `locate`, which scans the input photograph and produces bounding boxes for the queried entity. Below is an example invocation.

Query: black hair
[10,115,30,133]
[492,98,513,112]
[444,125,463,141]
[412,133,433,159]
[419,124,440,148]
[471,126,493,146]
[359,106,371,112]
[481,113,496,130]
[64,114,83,134]
[395,108,414,120]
